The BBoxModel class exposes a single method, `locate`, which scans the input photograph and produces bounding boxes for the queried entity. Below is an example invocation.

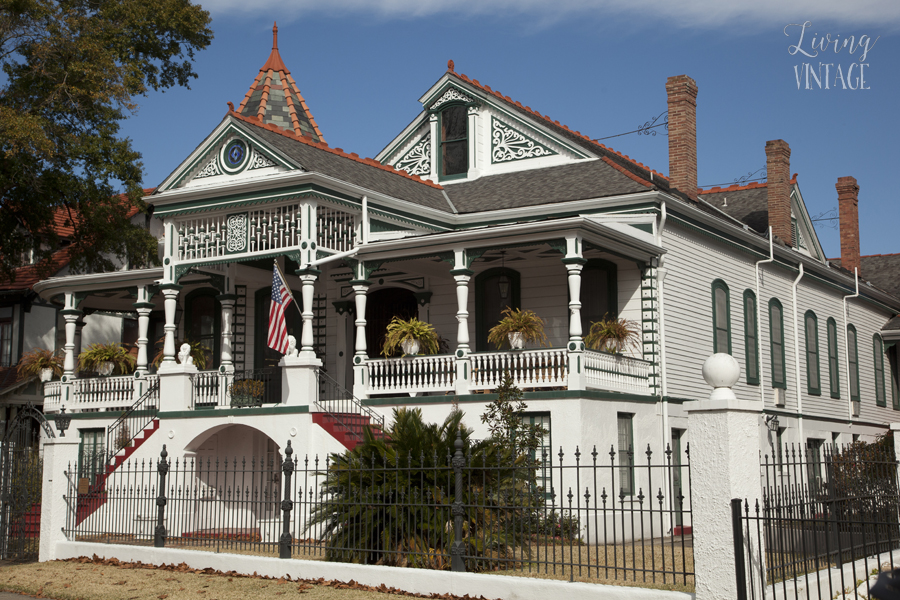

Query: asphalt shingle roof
[700,184,769,233]
[832,254,900,300]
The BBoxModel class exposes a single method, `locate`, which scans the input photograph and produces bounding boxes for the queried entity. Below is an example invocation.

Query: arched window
[805,311,820,395]
[827,318,840,399]
[711,280,731,354]
[847,324,860,402]
[475,267,520,352]
[185,288,221,369]
[874,334,886,407]
[440,104,468,178]
[769,299,786,389]
[743,290,759,384]
[581,259,618,335]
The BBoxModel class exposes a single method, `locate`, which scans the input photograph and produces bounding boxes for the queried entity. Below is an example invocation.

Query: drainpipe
[656,202,670,452]
[755,227,774,409]
[843,268,860,422]
[361,195,369,244]
[791,263,805,442]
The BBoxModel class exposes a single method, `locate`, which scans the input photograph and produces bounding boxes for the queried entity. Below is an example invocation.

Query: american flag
[268,265,294,354]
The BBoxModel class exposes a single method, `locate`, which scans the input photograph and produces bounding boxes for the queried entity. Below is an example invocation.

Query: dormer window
[440,104,468,178]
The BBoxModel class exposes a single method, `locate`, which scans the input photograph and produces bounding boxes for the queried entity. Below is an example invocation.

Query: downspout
[791,263,805,443]
[656,201,672,535]
[843,268,860,422]
[755,227,774,409]
[361,195,369,244]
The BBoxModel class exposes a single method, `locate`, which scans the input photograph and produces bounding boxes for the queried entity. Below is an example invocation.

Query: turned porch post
[297,268,320,356]
[452,249,472,395]
[351,272,370,398]
[133,285,155,375]
[61,292,82,380]
[159,284,182,367]
[218,294,236,372]
[564,236,586,390]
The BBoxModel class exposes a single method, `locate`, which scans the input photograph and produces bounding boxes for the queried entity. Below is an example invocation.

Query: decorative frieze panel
[317,205,357,252]
[429,88,473,110]
[394,133,431,176]
[176,203,304,261]
[491,117,557,163]
[189,139,280,183]
[195,156,221,179]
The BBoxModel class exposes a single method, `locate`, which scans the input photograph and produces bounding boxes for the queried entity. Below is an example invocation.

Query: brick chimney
[837,176,861,275]
[666,75,698,201]
[765,140,792,246]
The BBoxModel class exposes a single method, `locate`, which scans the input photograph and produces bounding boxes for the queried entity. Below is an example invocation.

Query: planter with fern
[584,317,641,355]
[381,317,440,357]
[78,343,136,376]
[16,348,63,382]
[229,379,265,408]
[487,307,548,350]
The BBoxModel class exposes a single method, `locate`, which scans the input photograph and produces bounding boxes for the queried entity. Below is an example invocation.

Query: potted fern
[78,343,136,376]
[151,337,210,370]
[16,348,63,382]
[487,307,548,350]
[585,317,641,354]
[229,379,265,407]
[381,317,440,357]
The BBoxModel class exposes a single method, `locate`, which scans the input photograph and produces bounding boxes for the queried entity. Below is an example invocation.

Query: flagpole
[273,259,304,318]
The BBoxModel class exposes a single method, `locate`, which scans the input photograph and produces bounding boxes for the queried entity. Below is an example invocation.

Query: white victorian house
[33,27,900,497]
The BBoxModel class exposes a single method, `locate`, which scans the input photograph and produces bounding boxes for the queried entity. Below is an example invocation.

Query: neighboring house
[31,26,900,484]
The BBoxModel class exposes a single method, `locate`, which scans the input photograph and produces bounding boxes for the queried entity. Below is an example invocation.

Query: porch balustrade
[43,381,62,412]
[583,348,652,394]
[470,347,568,391]
[73,375,136,409]
[365,354,456,395]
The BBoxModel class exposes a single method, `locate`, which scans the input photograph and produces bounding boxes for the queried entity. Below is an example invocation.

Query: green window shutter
[711,280,731,355]
[874,335,886,407]
[848,325,860,402]
[891,347,899,410]
[743,290,759,385]
[827,318,840,399]
[769,299,786,389]
[804,311,820,395]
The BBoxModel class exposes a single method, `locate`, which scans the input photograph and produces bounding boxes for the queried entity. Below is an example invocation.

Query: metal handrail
[314,369,384,443]
[105,379,159,465]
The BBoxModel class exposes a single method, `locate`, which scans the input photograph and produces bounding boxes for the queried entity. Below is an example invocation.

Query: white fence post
[39,436,81,562]
[684,353,765,600]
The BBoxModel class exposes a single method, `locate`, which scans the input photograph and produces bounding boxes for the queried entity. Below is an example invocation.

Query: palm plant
[584,316,641,354]
[381,316,440,357]
[306,407,542,571]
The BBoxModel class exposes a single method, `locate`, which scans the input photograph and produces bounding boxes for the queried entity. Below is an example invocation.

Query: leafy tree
[0,0,213,282]
[481,370,547,459]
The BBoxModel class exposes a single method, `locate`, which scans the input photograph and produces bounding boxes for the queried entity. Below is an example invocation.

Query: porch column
[452,249,472,395]
[133,286,155,375]
[297,268,320,356]
[159,284,182,370]
[351,280,370,399]
[61,292,82,381]
[564,237,587,390]
[217,294,236,372]
[73,316,85,359]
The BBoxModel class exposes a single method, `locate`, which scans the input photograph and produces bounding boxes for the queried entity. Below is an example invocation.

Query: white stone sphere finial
[702,353,740,401]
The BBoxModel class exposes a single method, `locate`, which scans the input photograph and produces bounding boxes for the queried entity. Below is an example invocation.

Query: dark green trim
[159,405,309,418]
[804,310,821,396]
[743,289,759,385]
[827,317,841,399]
[360,388,658,406]
[661,396,694,404]
[474,267,520,352]
[874,333,886,407]
[848,324,860,402]
[761,407,889,429]
[711,279,732,355]
[769,298,786,389]
[890,346,899,411]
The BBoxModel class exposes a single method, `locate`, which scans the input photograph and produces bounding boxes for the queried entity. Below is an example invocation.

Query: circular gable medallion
[220,139,250,174]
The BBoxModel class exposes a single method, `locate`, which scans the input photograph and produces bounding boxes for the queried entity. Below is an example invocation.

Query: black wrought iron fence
[733,441,900,600]
[106,380,159,463]
[62,436,692,589]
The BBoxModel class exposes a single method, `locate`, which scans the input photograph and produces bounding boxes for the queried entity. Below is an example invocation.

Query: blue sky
[123,1,900,259]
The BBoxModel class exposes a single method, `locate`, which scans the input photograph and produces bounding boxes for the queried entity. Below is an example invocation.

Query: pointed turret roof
[237,23,325,143]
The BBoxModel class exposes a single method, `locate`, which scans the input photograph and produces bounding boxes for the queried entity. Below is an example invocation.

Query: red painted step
[312,413,385,450]
[9,503,41,538]
[75,419,160,526]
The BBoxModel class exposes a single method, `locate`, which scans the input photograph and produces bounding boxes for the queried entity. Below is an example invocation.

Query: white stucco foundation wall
[52,542,693,600]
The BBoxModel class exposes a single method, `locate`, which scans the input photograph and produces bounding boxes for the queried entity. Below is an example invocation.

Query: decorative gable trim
[394,133,431,176]
[429,87,473,111]
[491,117,557,163]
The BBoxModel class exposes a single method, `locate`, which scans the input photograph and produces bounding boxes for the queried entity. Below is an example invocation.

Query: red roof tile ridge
[228,111,444,190]
[449,71,664,181]
[698,181,768,194]
[861,252,900,258]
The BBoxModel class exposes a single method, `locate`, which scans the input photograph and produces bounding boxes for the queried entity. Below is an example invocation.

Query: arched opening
[365,288,418,358]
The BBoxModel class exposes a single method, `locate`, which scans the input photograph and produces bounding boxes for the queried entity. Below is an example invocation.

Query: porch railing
[315,369,385,439]
[43,381,62,412]
[470,347,568,391]
[106,379,160,464]
[190,368,277,408]
[74,375,134,408]
[365,354,456,395]
[583,349,651,395]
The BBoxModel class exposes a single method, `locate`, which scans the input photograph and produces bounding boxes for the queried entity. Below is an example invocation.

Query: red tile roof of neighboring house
[236,23,326,144]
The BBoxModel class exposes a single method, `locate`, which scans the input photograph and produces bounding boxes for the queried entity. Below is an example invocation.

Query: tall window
[711,280,731,354]
[769,299,786,389]
[848,325,860,402]
[805,311,820,395]
[474,267,520,352]
[874,334,886,407]
[185,289,221,369]
[617,413,634,496]
[0,317,11,367]
[890,346,899,410]
[827,318,840,399]
[440,104,468,178]
[743,290,759,384]
[580,259,618,334]
[522,413,552,499]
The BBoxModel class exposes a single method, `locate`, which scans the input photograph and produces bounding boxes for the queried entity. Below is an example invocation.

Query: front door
[254,286,303,403]
[365,288,418,358]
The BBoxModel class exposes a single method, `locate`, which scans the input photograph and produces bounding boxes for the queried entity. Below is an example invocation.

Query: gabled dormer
[377,61,593,183]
